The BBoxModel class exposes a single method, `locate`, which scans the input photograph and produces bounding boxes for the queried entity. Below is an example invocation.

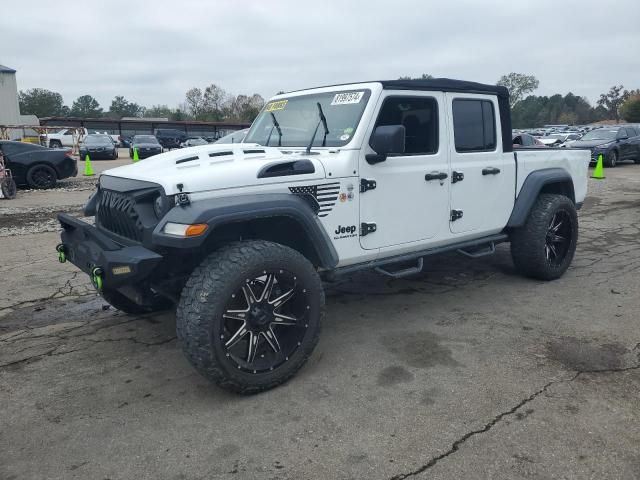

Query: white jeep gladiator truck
[57,78,590,393]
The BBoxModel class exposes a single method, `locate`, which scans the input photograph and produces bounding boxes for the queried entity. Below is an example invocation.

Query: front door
[445,93,516,235]
[359,92,450,250]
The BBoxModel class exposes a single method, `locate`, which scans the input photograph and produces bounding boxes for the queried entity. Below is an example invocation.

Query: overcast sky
[2,0,639,109]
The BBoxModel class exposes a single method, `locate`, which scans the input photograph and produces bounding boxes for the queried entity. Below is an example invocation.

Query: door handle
[425,172,448,181]
[482,167,501,175]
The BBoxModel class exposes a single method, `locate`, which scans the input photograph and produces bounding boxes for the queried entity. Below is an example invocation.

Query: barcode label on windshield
[331,92,364,105]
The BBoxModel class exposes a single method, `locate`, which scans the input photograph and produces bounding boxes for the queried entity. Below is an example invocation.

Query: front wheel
[605,150,617,168]
[510,194,578,280]
[177,241,324,394]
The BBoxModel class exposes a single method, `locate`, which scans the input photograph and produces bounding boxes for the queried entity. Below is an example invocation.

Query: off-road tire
[101,288,172,315]
[605,150,617,168]
[26,164,57,189]
[510,194,578,281]
[176,240,324,394]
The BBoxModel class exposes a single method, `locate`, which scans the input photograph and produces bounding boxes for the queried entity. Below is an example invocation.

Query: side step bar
[325,233,509,280]
[375,258,424,279]
[457,241,497,258]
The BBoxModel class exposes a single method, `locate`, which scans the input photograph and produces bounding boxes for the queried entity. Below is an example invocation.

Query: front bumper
[58,213,163,289]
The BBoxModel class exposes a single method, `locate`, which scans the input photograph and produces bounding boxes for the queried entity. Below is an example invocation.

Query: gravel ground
[0,164,639,480]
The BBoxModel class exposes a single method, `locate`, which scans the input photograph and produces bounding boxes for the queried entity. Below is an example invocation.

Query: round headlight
[154,195,167,218]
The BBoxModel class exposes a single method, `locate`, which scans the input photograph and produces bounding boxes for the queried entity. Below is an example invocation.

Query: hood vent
[243,149,266,155]
[209,151,233,157]
[175,156,200,165]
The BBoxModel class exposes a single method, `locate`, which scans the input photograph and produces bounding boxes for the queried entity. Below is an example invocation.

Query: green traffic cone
[591,153,605,179]
[132,147,139,162]
[83,154,94,176]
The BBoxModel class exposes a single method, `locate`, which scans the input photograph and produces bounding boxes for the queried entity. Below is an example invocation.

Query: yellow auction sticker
[265,100,288,112]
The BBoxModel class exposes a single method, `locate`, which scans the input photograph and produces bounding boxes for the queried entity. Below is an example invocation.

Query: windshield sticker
[331,92,365,106]
[265,100,288,112]
[344,127,354,134]
[339,134,350,141]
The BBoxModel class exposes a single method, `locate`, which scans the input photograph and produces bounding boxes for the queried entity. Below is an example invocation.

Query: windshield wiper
[265,112,282,147]
[305,102,329,154]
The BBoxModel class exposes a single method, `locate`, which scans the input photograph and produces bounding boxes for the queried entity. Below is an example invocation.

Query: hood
[102,143,328,195]
[133,143,162,148]
[567,139,612,149]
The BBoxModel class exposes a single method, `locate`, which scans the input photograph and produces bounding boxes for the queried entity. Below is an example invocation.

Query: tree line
[401,72,640,127]
[17,84,265,123]
[17,74,640,127]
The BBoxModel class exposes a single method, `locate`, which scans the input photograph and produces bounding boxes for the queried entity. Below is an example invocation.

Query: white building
[0,64,39,138]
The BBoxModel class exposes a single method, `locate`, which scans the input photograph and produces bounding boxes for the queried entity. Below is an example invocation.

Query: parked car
[215,128,249,144]
[129,135,163,159]
[58,78,590,393]
[512,133,546,148]
[0,141,77,189]
[566,126,640,167]
[79,134,118,160]
[154,129,188,149]
[179,137,208,148]
[118,136,133,148]
[40,127,88,149]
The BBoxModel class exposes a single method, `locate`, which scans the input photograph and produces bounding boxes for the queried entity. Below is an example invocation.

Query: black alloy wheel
[221,270,309,373]
[26,164,57,189]
[544,209,573,267]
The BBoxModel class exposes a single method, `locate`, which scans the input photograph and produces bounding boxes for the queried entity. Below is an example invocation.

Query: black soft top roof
[285,78,513,152]
[380,78,509,99]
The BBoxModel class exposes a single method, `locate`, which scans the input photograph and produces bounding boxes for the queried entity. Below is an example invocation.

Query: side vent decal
[289,182,340,217]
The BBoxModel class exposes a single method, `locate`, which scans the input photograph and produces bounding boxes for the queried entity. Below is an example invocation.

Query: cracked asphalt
[1,163,639,480]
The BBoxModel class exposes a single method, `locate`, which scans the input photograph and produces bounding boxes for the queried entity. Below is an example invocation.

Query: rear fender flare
[507,168,575,228]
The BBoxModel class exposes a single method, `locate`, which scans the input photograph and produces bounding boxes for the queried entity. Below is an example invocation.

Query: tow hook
[56,244,67,263]
[91,267,104,291]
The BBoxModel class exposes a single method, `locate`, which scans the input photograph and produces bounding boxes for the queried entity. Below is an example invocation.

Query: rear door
[445,93,516,234]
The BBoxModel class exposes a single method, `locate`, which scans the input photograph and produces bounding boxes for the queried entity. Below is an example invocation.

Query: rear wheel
[49,140,62,149]
[510,194,578,280]
[26,164,57,189]
[605,150,618,168]
[177,241,324,394]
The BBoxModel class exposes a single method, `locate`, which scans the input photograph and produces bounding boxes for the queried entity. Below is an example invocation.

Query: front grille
[96,190,143,241]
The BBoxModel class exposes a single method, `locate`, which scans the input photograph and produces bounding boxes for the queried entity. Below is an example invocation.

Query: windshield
[134,135,159,144]
[84,135,112,145]
[581,129,617,141]
[244,90,371,148]
[215,129,248,144]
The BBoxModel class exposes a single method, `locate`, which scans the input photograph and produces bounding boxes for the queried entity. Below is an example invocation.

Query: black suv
[154,129,189,149]
[567,126,640,167]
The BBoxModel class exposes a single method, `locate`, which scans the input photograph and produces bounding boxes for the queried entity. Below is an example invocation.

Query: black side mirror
[366,125,405,164]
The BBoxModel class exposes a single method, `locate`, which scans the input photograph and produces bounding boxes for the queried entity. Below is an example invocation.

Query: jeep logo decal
[333,224,358,240]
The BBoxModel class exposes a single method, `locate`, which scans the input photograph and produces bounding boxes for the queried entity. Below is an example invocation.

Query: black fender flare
[152,193,339,269]
[507,168,575,228]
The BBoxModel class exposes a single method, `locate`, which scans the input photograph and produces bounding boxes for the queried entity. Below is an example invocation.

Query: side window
[452,99,496,152]
[64,130,75,135]
[373,96,438,155]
